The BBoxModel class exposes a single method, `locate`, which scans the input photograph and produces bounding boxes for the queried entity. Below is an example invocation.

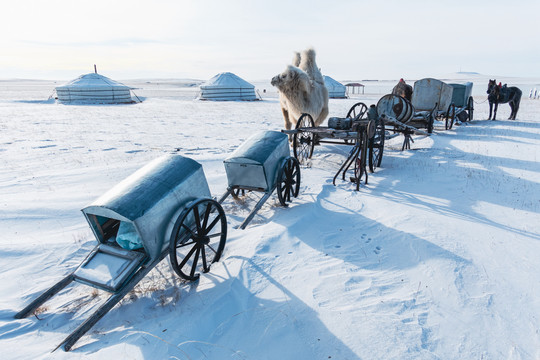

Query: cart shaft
[15,274,74,319]
[217,189,232,204]
[58,255,165,351]
[239,192,272,230]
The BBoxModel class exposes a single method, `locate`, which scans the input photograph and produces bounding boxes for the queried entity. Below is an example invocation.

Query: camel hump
[292,52,301,67]
[299,48,324,84]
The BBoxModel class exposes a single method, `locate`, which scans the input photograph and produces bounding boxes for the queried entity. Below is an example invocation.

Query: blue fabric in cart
[116,221,143,250]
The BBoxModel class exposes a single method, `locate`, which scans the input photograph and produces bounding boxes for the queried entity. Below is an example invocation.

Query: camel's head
[271,65,294,89]
[271,65,309,93]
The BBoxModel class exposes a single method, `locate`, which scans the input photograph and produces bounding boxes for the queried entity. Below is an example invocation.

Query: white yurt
[323,76,347,99]
[55,71,134,104]
[199,72,258,101]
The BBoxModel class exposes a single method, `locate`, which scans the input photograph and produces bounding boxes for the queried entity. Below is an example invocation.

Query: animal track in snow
[361,233,372,244]
[32,144,56,149]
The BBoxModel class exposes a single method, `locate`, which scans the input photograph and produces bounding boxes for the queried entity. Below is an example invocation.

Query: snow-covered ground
[0,78,539,359]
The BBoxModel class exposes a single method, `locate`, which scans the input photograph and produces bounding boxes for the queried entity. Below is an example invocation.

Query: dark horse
[487,79,522,120]
[392,78,413,101]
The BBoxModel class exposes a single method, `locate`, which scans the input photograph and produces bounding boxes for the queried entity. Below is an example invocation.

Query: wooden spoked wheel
[369,119,385,172]
[277,157,301,207]
[231,187,245,198]
[445,104,456,130]
[427,114,434,134]
[346,102,368,121]
[169,199,227,281]
[353,132,368,185]
[293,113,315,164]
[467,96,474,121]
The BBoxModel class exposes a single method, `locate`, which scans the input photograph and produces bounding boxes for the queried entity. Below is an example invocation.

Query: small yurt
[199,72,258,101]
[55,71,134,104]
[323,76,347,99]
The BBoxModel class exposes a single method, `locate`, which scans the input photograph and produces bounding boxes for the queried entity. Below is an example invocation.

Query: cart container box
[224,131,290,192]
[80,154,211,290]
[449,82,473,107]
[412,78,453,112]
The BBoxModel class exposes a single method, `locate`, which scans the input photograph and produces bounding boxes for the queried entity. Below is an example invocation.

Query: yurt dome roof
[56,73,131,91]
[200,72,255,90]
[55,72,134,104]
[199,72,258,101]
[323,75,347,99]
[323,75,346,91]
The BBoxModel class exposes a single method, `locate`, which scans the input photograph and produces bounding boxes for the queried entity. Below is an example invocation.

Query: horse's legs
[513,103,519,120]
[488,102,493,120]
[493,103,498,120]
[512,94,522,120]
[509,101,515,120]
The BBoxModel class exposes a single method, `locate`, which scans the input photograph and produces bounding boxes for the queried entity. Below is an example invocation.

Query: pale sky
[1,0,539,81]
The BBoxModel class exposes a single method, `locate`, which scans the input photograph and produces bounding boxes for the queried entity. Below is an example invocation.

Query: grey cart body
[448,82,474,125]
[15,154,228,351]
[412,78,474,131]
[412,78,454,130]
[412,78,454,113]
[219,130,300,229]
[450,82,473,108]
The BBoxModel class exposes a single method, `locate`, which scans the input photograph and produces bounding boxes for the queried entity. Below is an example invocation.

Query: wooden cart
[447,82,474,128]
[282,103,380,191]
[15,154,227,351]
[218,130,301,229]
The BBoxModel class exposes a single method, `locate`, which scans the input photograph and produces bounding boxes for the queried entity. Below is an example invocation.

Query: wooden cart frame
[282,103,382,191]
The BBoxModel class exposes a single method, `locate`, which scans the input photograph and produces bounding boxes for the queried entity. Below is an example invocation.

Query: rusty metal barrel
[376,94,414,123]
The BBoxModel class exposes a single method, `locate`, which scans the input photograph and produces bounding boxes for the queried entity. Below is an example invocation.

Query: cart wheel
[276,157,301,207]
[231,187,245,198]
[445,104,455,130]
[427,114,434,134]
[344,102,367,145]
[346,102,368,121]
[467,96,474,121]
[293,113,315,165]
[169,198,227,281]
[368,119,385,172]
[353,132,369,188]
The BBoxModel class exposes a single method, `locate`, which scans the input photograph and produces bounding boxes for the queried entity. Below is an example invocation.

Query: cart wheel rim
[277,157,301,207]
[231,187,245,199]
[346,102,368,120]
[445,104,455,130]
[169,199,227,281]
[354,133,368,180]
[293,114,315,164]
[468,97,474,121]
[368,120,385,172]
